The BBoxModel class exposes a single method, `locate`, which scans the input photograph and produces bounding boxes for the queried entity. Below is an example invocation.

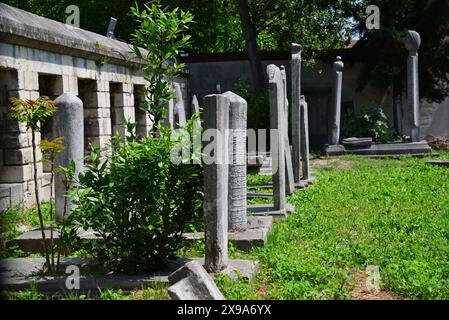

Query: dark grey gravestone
[267,64,286,215]
[202,94,229,273]
[291,43,302,183]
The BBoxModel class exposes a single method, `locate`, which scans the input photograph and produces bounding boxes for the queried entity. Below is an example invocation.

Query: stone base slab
[8,217,273,254]
[247,203,295,220]
[247,192,272,199]
[0,257,258,295]
[183,216,273,252]
[425,160,449,168]
[323,141,432,157]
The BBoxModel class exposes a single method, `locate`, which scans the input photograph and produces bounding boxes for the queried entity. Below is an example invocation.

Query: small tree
[8,96,57,273]
[130,0,193,132]
[40,137,64,272]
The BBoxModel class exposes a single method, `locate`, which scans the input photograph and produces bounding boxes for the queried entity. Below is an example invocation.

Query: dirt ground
[348,270,402,300]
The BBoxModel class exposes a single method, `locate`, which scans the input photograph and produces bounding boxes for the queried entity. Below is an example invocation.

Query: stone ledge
[8,217,273,254]
[156,216,273,252]
[0,3,188,76]
[0,257,258,294]
[322,141,432,157]
[425,160,449,168]
[247,203,295,220]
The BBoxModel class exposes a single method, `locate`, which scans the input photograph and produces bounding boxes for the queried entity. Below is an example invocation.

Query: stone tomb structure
[0,3,189,211]
[323,31,432,157]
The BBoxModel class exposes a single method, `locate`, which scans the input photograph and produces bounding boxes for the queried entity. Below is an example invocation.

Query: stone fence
[0,3,190,210]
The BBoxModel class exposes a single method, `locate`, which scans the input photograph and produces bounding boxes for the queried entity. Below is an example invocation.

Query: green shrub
[341,102,393,143]
[68,123,203,274]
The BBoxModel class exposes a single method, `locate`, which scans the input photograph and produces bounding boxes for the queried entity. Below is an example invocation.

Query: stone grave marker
[53,93,84,221]
[202,94,229,273]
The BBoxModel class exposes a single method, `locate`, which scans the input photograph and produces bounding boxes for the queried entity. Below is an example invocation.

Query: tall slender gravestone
[191,94,200,114]
[174,83,187,127]
[330,56,344,145]
[267,64,286,214]
[404,30,421,142]
[299,95,310,180]
[291,43,302,183]
[203,94,229,273]
[191,94,202,165]
[280,67,295,195]
[53,93,84,222]
[223,91,248,231]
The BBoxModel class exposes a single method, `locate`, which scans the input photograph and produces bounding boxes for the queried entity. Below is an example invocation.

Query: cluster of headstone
[329,30,423,146]
[202,91,249,272]
[266,44,312,214]
[201,43,312,272]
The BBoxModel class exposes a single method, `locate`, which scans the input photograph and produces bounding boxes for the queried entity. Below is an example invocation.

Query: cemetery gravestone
[53,93,84,222]
[291,43,302,183]
[224,91,248,231]
[299,96,311,181]
[267,64,286,214]
[330,56,344,145]
[203,94,229,273]
[280,66,295,195]
[405,30,421,142]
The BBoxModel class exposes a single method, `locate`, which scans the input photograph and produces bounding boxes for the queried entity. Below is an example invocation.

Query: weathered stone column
[191,95,200,114]
[330,56,344,145]
[299,95,310,181]
[53,93,84,221]
[174,82,187,127]
[280,66,295,195]
[202,94,229,273]
[223,91,247,231]
[405,30,421,142]
[267,64,286,213]
[291,43,302,183]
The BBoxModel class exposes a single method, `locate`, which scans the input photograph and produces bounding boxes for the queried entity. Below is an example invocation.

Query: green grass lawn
[2,152,449,300]
[218,152,449,300]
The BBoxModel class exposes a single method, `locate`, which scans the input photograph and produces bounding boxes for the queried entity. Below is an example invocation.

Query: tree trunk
[237,0,265,97]
[32,130,52,273]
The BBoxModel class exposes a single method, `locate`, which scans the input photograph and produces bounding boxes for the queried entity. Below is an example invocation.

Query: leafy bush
[130,0,193,130]
[68,122,203,273]
[341,103,393,143]
[233,78,270,130]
